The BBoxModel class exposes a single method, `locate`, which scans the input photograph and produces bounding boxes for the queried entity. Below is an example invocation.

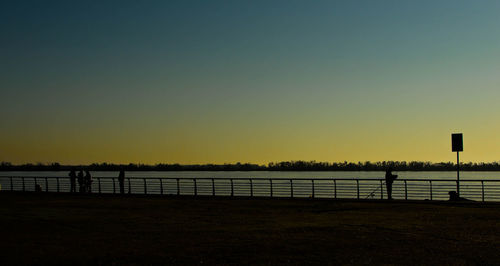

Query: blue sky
[1,0,500,164]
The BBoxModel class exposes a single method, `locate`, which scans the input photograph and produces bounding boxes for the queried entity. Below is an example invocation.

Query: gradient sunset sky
[1,0,500,164]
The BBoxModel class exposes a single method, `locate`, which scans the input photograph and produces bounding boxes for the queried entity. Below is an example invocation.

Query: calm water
[1,171,500,180]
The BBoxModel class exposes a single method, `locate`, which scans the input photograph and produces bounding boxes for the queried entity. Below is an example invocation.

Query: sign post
[452,133,463,196]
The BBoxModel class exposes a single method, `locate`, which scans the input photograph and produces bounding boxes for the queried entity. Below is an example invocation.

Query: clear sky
[1,0,500,164]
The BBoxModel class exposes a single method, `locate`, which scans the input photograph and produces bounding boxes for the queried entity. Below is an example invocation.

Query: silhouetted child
[118,169,125,194]
[69,168,77,193]
[77,170,85,193]
[85,170,93,193]
[385,168,398,200]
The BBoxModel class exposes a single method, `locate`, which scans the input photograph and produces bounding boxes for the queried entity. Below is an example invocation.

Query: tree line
[1,161,500,171]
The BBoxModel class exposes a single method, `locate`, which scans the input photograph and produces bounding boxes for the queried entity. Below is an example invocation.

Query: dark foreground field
[1,193,500,265]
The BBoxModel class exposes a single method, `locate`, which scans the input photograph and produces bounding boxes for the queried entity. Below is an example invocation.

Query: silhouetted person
[385,168,398,200]
[118,169,125,194]
[77,170,85,193]
[69,168,77,193]
[85,170,93,193]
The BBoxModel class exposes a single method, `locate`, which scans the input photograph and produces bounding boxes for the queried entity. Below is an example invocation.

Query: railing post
[159,179,163,195]
[212,178,215,196]
[193,179,197,196]
[481,181,485,202]
[98,177,101,194]
[34,177,37,191]
[177,178,180,195]
[334,180,337,199]
[429,180,433,200]
[270,179,273,197]
[56,177,60,193]
[356,180,360,199]
[10,177,13,191]
[45,177,49,192]
[312,180,315,198]
[380,180,383,200]
[143,178,147,194]
[290,179,293,198]
[112,178,116,194]
[128,178,131,194]
[250,179,253,197]
[404,180,408,200]
[230,179,234,197]
[22,177,25,191]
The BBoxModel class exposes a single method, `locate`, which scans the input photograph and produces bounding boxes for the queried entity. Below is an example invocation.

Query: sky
[1,0,500,165]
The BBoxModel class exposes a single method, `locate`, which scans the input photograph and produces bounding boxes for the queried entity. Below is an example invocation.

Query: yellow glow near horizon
[1,117,499,164]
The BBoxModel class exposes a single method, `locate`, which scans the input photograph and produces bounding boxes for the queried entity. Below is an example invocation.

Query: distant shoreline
[2,160,500,171]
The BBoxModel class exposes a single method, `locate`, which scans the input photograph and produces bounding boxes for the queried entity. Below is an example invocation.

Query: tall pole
[457,151,460,196]
[452,133,463,197]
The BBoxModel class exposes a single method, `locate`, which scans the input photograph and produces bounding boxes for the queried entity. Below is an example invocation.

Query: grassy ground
[1,192,500,265]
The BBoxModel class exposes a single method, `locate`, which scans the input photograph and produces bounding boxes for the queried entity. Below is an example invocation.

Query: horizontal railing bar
[3,176,500,182]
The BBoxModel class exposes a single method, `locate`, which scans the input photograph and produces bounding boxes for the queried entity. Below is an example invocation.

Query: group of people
[68,168,93,193]
[68,169,126,194]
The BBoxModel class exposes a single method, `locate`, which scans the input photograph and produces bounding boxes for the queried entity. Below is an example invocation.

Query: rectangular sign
[452,133,463,152]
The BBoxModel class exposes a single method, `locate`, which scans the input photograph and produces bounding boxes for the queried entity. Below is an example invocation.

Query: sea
[1,170,500,179]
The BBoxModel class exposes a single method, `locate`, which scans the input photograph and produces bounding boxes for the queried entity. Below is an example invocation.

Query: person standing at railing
[78,170,85,193]
[385,168,398,200]
[68,168,77,193]
[85,170,93,193]
[118,169,125,194]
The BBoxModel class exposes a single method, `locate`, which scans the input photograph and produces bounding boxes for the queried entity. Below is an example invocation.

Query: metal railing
[1,176,500,202]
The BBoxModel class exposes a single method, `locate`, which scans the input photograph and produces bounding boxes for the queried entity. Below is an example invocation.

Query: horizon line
[2,160,500,166]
